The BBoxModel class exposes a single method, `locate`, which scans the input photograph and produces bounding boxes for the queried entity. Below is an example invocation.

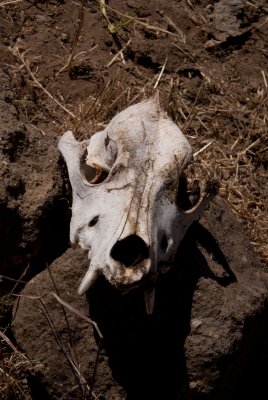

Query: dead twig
[0,331,18,354]
[154,58,167,89]
[105,4,184,40]
[106,39,131,67]
[163,15,186,42]
[261,70,268,89]
[46,266,80,370]
[10,45,77,120]
[0,0,24,6]
[194,141,213,158]
[10,262,31,295]
[183,80,205,132]
[56,0,85,76]
[14,291,103,398]
[38,298,90,399]
[172,43,196,62]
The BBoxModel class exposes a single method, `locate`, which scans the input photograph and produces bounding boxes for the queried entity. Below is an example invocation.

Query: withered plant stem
[57,0,85,76]
[0,0,24,6]
[10,46,77,119]
[47,265,80,369]
[183,80,205,132]
[38,298,90,399]
[105,3,183,40]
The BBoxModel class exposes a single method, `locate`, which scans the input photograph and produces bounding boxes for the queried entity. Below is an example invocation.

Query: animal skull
[58,93,216,313]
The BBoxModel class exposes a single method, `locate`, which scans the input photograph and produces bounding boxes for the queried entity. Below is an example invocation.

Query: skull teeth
[144,287,156,314]
[78,267,100,295]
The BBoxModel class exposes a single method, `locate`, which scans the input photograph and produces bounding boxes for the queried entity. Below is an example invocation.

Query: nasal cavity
[110,235,149,268]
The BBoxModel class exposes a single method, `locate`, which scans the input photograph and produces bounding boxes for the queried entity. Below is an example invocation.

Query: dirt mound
[0,67,69,278]
[12,198,268,399]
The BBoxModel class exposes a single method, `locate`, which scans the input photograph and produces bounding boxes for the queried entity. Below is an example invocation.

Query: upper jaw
[103,257,152,288]
[78,247,175,295]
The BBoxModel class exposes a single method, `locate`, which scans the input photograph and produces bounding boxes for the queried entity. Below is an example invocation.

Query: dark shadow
[87,222,236,400]
[0,205,25,294]
[125,49,162,73]
[193,222,237,287]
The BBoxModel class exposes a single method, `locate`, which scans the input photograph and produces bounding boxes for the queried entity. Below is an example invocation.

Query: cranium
[58,93,216,313]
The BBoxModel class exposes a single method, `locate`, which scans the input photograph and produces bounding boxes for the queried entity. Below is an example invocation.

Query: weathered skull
[58,94,216,313]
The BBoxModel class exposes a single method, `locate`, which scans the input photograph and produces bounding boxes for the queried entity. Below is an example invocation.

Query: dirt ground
[0,0,267,398]
[1,0,267,254]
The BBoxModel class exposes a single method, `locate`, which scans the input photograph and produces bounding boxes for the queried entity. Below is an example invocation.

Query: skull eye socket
[87,165,108,184]
[81,164,108,185]
[80,149,109,185]
[177,174,200,210]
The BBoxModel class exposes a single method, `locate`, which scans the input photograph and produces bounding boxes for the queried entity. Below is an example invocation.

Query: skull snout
[110,234,149,268]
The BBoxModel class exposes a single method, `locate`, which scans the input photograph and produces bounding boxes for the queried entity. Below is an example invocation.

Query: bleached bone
[58,93,217,313]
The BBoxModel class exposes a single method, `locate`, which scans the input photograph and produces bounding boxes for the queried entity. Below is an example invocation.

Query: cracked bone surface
[58,94,216,313]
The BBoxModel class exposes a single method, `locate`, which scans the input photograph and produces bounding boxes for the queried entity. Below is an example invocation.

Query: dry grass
[67,69,268,263]
[0,352,32,400]
[172,79,268,263]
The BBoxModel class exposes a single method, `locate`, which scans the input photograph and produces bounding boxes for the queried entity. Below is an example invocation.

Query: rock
[207,0,256,46]
[213,0,244,37]
[0,68,70,295]
[12,198,268,399]
[12,247,126,400]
